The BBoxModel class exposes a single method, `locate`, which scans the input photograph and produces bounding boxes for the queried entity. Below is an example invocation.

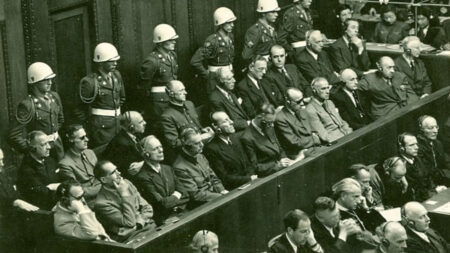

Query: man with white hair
[294,30,340,85]
[395,36,432,98]
[402,201,448,253]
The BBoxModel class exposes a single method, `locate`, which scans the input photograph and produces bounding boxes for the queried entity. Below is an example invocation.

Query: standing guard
[75,42,125,151]
[8,62,64,160]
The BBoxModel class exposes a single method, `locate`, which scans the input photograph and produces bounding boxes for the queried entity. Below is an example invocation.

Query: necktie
[281,67,293,87]
[430,142,438,169]
[227,94,234,104]
[410,60,417,82]
[323,102,341,127]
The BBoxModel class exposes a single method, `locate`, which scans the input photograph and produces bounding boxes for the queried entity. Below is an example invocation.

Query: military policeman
[140,24,179,122]
[242,0,280,62]
[190,7,236,79]
[75,42,125,151]
[278,0,314,52]
[8,62,65,161]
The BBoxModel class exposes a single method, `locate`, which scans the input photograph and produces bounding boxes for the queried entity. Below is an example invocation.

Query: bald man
[395,36,432,98]
[359,56,419,120]
[368,222,407,253]
[275,88,321,159]
[294,30,341,85]
[161,80,215,163]
[402,202,448,253]
[417,115,450,186]
[306,77,352,144]
[331,69,371,130]
[103,111,147,179]
[208,69,250,131]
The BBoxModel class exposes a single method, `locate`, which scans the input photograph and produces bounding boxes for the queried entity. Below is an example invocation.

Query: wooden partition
[37,87,449,253]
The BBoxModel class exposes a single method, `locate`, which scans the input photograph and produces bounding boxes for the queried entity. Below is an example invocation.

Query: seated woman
[372,5,409,44]
[416,7,449,49]
[379,157,413,208]
[53,180,112,241]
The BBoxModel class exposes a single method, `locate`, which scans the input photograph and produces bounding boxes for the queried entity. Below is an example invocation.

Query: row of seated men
[1,111,448,246]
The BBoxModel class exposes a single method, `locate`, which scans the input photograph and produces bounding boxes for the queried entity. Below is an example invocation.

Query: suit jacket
[264,64,311,97]
[373,21,409,44]
[359,71,419,120]
[261,77,286,107]
[329,37,371,77]
[310,215,352,253]
[94,179,153,238]
[102,129,143,177]
[17,154,59,210]
[269,233,317,253]
[275,107,321,159]
[417,134,450,186]
[294,48,341,85]
[172,151,225,204]
[418,26,448,49]
[204,134,255,189]
[404,157,436,202]
[208,88,250,131]
[305,98,353,143]
[406,227,449,253]
[53,203,108,240]
[330,87,371,130]
[236,76,269,119]
[240,124,287,177]
[382,176,413,208]
[59,148,101,201]
[0,170,20,216]
[133,163,189,225]
[394,56,432,97]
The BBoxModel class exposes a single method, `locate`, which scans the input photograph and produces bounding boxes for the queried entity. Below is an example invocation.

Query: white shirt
[402,155,414,165]
[306,48,319,61]
[247,74,261,90]
[251,120,265,136]
[343,88,357,107]
[324,225,335,238]
[219,136,232,145]
[148,162,161,174]
[411,229,430,243]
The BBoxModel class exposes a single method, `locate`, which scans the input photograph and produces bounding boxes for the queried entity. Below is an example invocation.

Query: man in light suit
[329,19,371,77]
[59,124,101,208]
[275,88,321,159]
[208,68,250,132]
[395,36,432,98]
[402,201,449,253]
[306,77,352,144]
[359,56,419,120]
[330,69,371,130]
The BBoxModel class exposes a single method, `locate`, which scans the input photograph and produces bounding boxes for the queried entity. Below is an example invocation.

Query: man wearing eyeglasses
[53,180,111,241]
[275,87,321,159]
[94,160,155,242]
[59,124,101,208]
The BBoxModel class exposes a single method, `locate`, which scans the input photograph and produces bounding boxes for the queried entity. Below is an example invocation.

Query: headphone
[417,115,433,133]
[121,111,134,132]
[400,206,416,229]
[200,230,209,253]
[397,134,406,153]
[380,221,395,247]
[383,157,402,176]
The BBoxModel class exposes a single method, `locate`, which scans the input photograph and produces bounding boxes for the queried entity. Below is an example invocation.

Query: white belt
[208,65,233,72]
[151,86,166,93]
[91,108,121,117]
[47,132,59,142]
[291,41,307,48]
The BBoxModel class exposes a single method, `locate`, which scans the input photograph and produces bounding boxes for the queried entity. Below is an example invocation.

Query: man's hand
[128,161,144,176]
[436,185,447,193]
[306,229,318,247]
[279,158,292,168]
[13,199,39,212]
[172,191,182,199]
[70,199,90,214]
[220,190,229,195]
[114,178,130,197]
[420,94,429,99]
[46,183,61,191]
[338,219,361,241]
[250,175,258,181]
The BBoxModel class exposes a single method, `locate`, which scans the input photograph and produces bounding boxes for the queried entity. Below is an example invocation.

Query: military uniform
[75,70,125,150]
[140,49,178,119]
[190,32,234,78]
[278,5,313,51]
[8,91,64,160]
[242,20,278,61]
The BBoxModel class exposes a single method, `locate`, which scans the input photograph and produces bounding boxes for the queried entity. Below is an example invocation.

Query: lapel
[305,50,322,74]
[338,38,354,65]
[397,56,415,80]
[283,108,307,135]
[145,164,168,194]
[250,125,279,153]
[218,90,247,118]
[245,76,266,101]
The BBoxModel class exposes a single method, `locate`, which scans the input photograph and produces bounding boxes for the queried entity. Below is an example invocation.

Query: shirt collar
[30,153,45,164]
[247,74,259,88]
[306,48,319,60]
[401,155,414,164]
[411,228,430,243]
[127,132,138,143]
[251,120,265,136]
[402,54,415,65]
[336,201,349,212]
[216,86,230,97]
[285,233,298,252]
[181,149,199,165]
[219,136,232,145]
[169,101,185,112]
[147,162,161,173]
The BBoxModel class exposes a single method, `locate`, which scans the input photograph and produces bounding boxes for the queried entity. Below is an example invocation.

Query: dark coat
[294,48,341,85]
[263,64,311,97]
[417,133,450,186]
[329,37,371,77]
[330,87,371,130]
[404,157,436,202]
[394,56,432,97]
[310,215,352,253]
[236,75,269,119]
[269,233,317,253]
[208,88,250,131]
[405,226,449,253]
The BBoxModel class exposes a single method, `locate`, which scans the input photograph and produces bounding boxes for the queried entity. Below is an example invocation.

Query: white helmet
[153,24,179,43]
[93,42,120,63]
[214,7,237,26]
[256,0,280,13]
[27,62,56,84]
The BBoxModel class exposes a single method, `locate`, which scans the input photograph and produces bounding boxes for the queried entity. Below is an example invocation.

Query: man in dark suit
[275,88,321,159]
[236,56,271,118]
[395,36,432,98]
[269,209,324,253]
[133,135,188,225]
[17,131,60,210]
[241,103,295,177]
[103,111,146,178]
[59,124,101,207]
[329,19,371,77]
[204,111,258,189]
[311,196,358,253]
[402,201,449,253]
[330,69,371,130]
[208,68,250,132]
[161,80,215,162]
[264,45,311,97]
[417,115,450,186]
[359,56,419,120]
[294,30,341,86]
